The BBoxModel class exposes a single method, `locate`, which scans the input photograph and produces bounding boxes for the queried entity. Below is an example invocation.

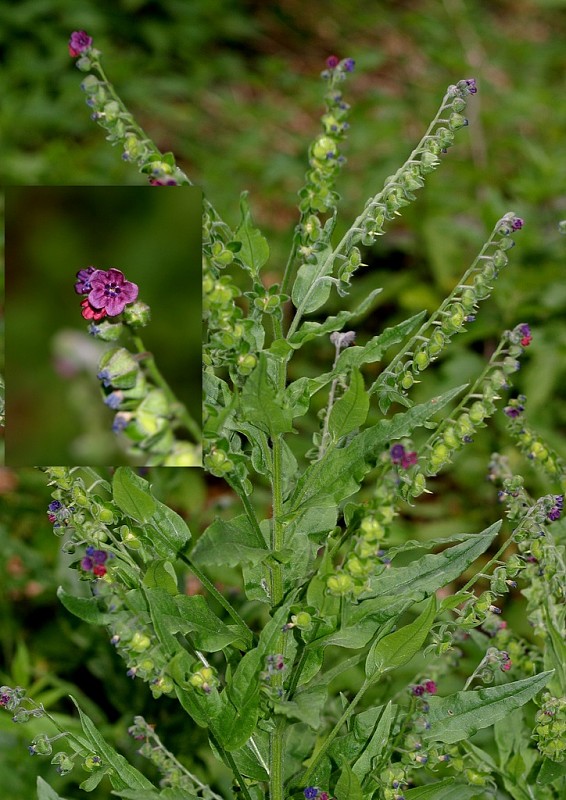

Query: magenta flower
[88,268,139,316]
[74,266,96,295]
[69,30,93,57]
[326,55,339,69]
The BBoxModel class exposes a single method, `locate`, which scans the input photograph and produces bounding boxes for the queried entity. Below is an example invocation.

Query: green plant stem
[178,552,253,648]
[269,434,286,800]
[207,728,254,800]
[130,333,201,441]
[227,475,266,550]
[300,677,372,786]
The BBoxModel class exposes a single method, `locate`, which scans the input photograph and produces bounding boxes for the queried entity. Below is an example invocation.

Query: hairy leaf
[291,245,334,314]
[352,701,393,781]
[328,367,369,442]
[366,596,437,678]
[70,698,155,791]
[37,777,68,800]
[233,191,270,276]
[57,587,109,625]
[191,514,268,567]
[113,467,156,523]
[240,352,294,436]
[404,779,481,799]
[334,311,427,372]
[361,521,501,600]
[423,671,554,744]
[334,757,363,800]
[285,385,465,516]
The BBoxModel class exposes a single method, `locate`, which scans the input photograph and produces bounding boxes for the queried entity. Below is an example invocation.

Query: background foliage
[0,0,565,796]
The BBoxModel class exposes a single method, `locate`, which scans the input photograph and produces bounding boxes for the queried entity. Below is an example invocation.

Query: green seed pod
[410,471,427,497]
[492,249,509,268]
[473,274,491,299]
[455,412,474,438]
[442,425,460,449]
[427,329,446,356]
[413,349,431,372]
[460,287,476,312]
[326,573,355,596]
[400,370,415,390]
[469,401,488,425]
[51,751,75,776]
[312,135,337,161]
[83,755,103,771]
[419,150,439,174]
[451,97,467,113]
[345,555,369,578]
[481,258,498,281]
[130,632,151,653]
[30,734,53,756]
[292,611,312,629]
[448,112,468,131]
[97,348,140,390]
[360,517,385,541]
[237,353,257,375]
[435,126,455,148]
[429,442,451,469]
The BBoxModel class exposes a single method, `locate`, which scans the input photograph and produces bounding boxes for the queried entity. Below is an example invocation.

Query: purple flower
[423,680,437,694]
[88,268,139,317]
[464,78,477,94]
[504,405,523,418]
[104,391,124,410]
[412,684,425,696]
[511,217,524,230]
[74,267,96,295]
[343,58,355,72]
[390,444,406,464]
[92,550,108,565]
[326,55,339,69]
[149,178,177,186]
[518,322,532,346]
[304,789,319,800]
[69,31,93,57]
[81,557,94,571]
[548,495,563,521]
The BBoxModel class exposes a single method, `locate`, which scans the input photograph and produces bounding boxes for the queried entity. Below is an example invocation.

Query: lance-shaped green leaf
[333,311,427,372]
[365,595,437,678]
[361,521,501,600]
[327,368,369,442]
[113,467,156,523]
[334,757,364,800]
[240,352,294,436]
[291,244,334,315]
[352,701,393,781]
[404,778,482,799]
[317,595,415,650]
[37,777,68,800]
[232,191,269,276]
[191,514,268,568]
[423,670,554,744]
[57,587,110,625]
[113,790,198,800]
[285,384,465,516]
[70,697,155,792]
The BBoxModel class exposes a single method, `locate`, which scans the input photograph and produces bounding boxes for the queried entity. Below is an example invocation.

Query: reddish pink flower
[80,298,107,321]
[69,30,93,57]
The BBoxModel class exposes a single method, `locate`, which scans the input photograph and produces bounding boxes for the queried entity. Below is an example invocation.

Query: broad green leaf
[220,735,269,782]
[328,368,369,442]
[148,498,191,558]
[80,769,110,791]
[291,245,334,314]
[334,757,363,800]
[366,596,437,678]
[352,701,393,780]
[112,468,156,523]
[70,698,155,791]
[285,385,465,516]
[57,587,109,625]
[361,522,501,601]
[537,757,566,785]
[285,288,383,348]
[423,670,554,744]
[233,191,270,276]
[143,560,178,595]
[191,514,268,567]
[404,778,481,799]
[240,352,294,436]
[37,777,68,800]
[543,605,566,694]
[494,707,528,770]
[273,684,327,729]
[317,596,414,649]
[112,791,197,800]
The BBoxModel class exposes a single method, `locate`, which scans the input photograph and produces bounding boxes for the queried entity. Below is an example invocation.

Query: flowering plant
[72,263,201,466]
[2,35,565,800]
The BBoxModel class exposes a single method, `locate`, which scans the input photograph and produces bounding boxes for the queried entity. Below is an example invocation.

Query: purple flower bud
[326,55,339,69]
[74,267,96,295]
[511,217,524,230]
[390,444,406,464]
[343,58,355,72]
[412,685,425,696]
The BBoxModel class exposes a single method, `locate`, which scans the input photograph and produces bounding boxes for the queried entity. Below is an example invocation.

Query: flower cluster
[391,444,418,470]
[533,694,566,762]
[80,545,111,578]
[75,266,139,319]
[303,787,333,800]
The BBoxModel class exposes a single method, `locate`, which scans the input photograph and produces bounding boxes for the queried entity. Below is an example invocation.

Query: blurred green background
[5,187,201,465]
[1,0,566,796]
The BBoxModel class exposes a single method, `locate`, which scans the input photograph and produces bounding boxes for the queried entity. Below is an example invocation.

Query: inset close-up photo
[5,187,202,466]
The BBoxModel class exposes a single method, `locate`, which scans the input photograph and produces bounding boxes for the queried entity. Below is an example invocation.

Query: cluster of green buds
[373,213,525,412]
[298,56,355,220]
[44,468,177,696]
[502,395,566,492]
[128,716,219,796]
[326,484,398,598]
[93,340,200,467]
[415,320,531,477]
[70,32,187,186]
[0,683,103,777]
[188,664,218,695]
[377,764,409,800]
[533,694,566,762]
